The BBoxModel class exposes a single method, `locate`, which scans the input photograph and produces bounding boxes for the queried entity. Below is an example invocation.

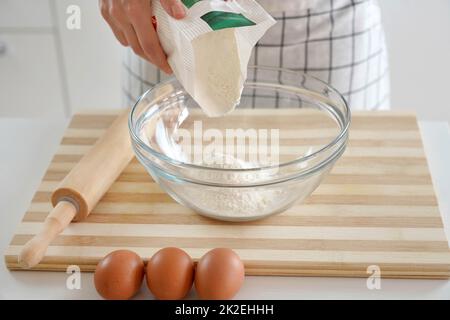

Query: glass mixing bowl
[129,66,350,221]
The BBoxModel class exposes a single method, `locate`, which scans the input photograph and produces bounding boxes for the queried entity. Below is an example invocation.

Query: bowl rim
[129,65,351,173]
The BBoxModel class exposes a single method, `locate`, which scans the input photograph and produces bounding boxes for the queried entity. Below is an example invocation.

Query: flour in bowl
[185,152,286,218]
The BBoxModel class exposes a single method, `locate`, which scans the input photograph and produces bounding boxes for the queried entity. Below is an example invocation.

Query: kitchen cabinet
[0,0,67,117]
[0,34,66,116]
[0,0,52,29]
[0,0,122,117]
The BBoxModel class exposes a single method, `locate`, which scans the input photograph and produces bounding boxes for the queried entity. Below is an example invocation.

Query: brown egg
[195,248,245,299]
[146,247,195,300]
[94,250,144,300]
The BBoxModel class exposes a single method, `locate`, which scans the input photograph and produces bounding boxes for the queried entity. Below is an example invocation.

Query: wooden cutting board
[4,110,450,278]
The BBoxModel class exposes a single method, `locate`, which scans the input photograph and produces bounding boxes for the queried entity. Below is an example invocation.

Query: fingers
[160,0,186,19]
[99,0,128,46]
[126,0,172,73]
[99,0,176,73]
[122,24,148,60]
[107,0,148,60]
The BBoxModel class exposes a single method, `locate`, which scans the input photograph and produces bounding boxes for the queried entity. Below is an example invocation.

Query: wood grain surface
[4,110,450,278]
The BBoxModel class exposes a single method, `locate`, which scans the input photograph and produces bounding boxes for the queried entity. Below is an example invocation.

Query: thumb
[160,0,186,19]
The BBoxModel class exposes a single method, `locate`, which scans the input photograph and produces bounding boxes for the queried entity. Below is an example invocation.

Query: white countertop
[1,117,449,300]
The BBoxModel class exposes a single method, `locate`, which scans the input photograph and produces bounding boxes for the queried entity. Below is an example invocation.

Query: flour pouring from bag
[153,0,276,117]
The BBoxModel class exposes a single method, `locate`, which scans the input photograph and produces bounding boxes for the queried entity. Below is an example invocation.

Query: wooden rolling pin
[19,109,134,268]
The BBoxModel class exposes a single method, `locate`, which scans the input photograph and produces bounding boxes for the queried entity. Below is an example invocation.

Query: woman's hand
[99,0,186,74]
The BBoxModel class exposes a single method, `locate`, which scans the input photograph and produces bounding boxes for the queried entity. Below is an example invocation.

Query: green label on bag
[182,0,202,8]
[201,11,256,30]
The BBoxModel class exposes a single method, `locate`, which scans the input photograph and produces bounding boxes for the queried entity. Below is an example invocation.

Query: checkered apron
[122,0,390,110]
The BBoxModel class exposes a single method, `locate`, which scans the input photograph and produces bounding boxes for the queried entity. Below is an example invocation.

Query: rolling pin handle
[18,201,77,269]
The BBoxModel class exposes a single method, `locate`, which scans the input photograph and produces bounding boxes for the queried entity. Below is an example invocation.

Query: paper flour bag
[153,0,276,117]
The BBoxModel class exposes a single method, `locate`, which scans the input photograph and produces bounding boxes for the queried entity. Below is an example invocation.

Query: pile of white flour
[188,153,284,218]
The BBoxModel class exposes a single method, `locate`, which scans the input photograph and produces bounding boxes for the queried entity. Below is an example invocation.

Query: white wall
[379,0,450,122]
